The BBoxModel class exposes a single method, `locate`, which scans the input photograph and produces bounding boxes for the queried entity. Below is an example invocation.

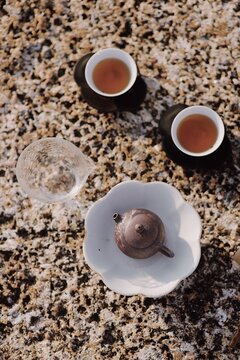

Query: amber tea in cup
[85,48,137,97]
[93,58,130,94]
[171,106,225,157]
[177,114,218,153]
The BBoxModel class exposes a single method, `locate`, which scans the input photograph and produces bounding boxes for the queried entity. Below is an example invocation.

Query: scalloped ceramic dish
[83,181,202,297]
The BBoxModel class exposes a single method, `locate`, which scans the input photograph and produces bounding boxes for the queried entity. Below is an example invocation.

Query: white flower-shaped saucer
[83,181,202,297]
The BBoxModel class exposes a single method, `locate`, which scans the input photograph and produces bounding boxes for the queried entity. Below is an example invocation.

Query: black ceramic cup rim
[85,48,138,98]
[171,106,225,157]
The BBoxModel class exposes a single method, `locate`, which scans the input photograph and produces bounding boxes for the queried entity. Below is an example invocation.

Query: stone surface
[0,1,239,359]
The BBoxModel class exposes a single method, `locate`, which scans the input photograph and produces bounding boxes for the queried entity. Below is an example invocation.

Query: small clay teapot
[113,208,174,259]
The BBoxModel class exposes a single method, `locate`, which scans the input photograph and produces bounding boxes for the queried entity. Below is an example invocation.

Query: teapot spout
[159,244,174,258]
[113,213,122,223]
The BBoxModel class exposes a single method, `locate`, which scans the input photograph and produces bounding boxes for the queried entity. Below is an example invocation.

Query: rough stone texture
[0,1,239,359]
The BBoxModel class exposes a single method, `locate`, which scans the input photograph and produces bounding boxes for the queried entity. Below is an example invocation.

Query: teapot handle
[159,245,174,258]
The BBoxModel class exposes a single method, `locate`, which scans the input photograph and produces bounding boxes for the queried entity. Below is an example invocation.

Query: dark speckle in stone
[77,273,89,285]
[0,250,13,261]
[18,126,27,136]
[0,213,14,225]
[0,322,13,339]
[0,2,8,16]
[54,18,62,26]
[56,304,67,317]
[12,174,17,183]
[64,25,72,32]
[110,302,118,312]
[88,312,100,322]
[22,295,30,305]
[57,68,65,77]
[63,101,72,109]
[17,93,26,102]
[230,103,239,112]
[20,8,35,22]
[71,336,88,352]
[42,39,52,47]
[25,333,45,345]
[85,295,91,306]
[55,247,72,261]
[54,92,63,99]
[52,278,67,291]
[74,129,81,137]
[231,299,240,311]
[213,332,223,351]
[77,305,86,313]
[43,49,53,59]
[161,344,170,352]
[23,273,36,286]
[196,329,205,346]
[37,228,48,237]
[234,2,240,11]
[0,169,5,177]
[230,69,238,79]
[0,286,21,308]
[114,41,126,49]
[120,20,132,37]
[142,30,153,38]
[134,0,145,7]
[17,228,29,237]
[30,316,40,326]
[69,115,79,124]
[182,187,191,195]
[101,324,116,345]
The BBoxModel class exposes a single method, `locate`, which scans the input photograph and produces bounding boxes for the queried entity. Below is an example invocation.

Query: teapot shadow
[112,235,194,287]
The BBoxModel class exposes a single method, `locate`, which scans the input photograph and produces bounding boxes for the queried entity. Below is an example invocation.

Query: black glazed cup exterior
[73,52,147,112]
[159,104,232,170]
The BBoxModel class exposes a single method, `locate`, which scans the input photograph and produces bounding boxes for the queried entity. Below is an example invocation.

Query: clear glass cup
[16,137,94,203]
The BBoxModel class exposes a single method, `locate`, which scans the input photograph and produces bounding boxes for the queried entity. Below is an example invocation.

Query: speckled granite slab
[0,1,239,359]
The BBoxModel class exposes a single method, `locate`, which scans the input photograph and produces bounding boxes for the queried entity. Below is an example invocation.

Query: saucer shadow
[117,235,194,288]
[138,244,240,356]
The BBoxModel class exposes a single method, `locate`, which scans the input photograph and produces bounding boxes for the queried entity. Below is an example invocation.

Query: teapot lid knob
[135,223,144,233]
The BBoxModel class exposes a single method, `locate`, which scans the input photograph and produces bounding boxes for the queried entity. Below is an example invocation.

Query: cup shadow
[158,104,233,170]
[73,53,147,113]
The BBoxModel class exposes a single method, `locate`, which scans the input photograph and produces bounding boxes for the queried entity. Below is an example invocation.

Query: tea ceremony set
[0,1,239,360]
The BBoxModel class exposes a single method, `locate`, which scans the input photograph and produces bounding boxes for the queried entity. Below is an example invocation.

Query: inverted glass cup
[171,106,225,157]
[16,138,94,203]
[84,48,138,97]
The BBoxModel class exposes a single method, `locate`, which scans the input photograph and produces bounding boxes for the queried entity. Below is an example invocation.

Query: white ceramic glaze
[171,105,225,157]
[83,181,202,297]
[85,48,137,97]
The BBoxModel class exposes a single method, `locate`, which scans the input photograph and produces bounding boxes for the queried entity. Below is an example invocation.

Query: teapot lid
[114,209,162,248]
